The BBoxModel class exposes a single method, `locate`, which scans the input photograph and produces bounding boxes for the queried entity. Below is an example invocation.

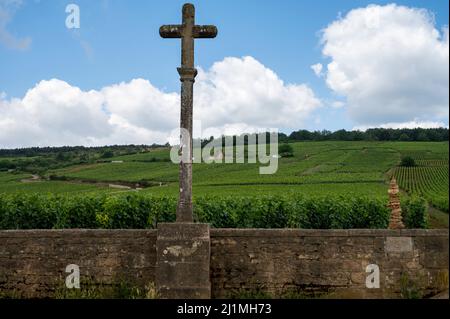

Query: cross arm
[160,25,183,38]
[193,25,218,38]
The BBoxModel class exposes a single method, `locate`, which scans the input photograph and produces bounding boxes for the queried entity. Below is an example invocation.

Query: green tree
[417,132,429,141]
[56,152,67,161]
[101,150,114,159]
[400,156,416,167]
[278,144,294,157]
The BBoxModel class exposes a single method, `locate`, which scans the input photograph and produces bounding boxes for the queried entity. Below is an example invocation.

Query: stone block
[385,237,413,253]
[156,223,211,299]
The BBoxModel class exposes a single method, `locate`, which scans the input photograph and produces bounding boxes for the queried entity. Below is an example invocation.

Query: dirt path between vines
[20,174,41,183]
[20,173,167,191]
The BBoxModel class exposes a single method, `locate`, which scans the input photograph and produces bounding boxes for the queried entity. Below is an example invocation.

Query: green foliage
[0,194,57,229]
[228,288,273,299]
[54,280,158,299]
[402,197,428,229]
[101,150,114,159]
[394,159,448,212]
[227,287,330,299]
[429,197,449,213]
[55,196,104,228]
[278,144,294,158]
[400,156,416,167]
[400,273,423,299]
[0,289,23,299]
[102,194,151,229]
[0,141,447,222]
[289,128,448,142]
[0,193,405,230]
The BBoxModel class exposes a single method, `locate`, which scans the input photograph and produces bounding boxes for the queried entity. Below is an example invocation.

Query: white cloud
[354,120,448,131]
[311,63,323,77]
[0,79,112,147]
[330,101,345,109]
[0,56,321,148]
[195,56,321,132]
[321,4,449,127]
[0,0,31,50]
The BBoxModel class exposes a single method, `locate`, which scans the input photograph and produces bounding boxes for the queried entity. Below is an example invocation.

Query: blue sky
[0,0,448,147]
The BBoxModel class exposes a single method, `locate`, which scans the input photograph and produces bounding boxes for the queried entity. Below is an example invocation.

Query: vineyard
[393,160,449,212]
[0,193,427,229]
[0,141,448,229]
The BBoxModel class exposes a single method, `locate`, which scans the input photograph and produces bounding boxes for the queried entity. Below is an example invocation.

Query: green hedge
[402,196,428,229]
[0,193,426,229]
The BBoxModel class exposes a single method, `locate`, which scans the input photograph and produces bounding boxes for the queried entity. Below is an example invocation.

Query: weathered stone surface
[157,222,210,240]
[158,287,211,299]
[385,237,413,252]
[160,3,217,223]
[416,236,449,269]
[0,230,157,298]
[210,229,448,298]
[0,228,448,299]
[156,223,211,299]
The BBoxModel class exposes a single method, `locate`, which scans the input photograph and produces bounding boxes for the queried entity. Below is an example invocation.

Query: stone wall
[0,230,157,298]
[210,229,449,298]
[0,228,448,298]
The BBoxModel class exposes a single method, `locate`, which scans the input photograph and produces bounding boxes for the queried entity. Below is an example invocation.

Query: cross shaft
[160,3,217,222]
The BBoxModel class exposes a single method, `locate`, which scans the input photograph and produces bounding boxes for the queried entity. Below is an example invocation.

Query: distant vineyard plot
[36,141,399,198]
[393,161,449,212]
[0,141,448,227]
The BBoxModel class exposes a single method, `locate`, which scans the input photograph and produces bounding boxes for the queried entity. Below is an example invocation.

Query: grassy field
[0,141,448,227]
[51,141,398,185]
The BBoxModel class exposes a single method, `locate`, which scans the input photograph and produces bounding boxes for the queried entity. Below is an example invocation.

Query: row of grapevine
[393,165,449,212]
[0,193,427,230]
[415,160,449,166]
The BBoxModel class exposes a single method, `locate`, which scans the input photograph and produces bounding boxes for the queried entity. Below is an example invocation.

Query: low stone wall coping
[0,228,448,238]
[0,229,158,238]
[210,228,449,237]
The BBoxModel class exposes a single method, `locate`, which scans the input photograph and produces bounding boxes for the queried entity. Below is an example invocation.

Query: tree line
[286,128,448,142]
[0,143,169,157]
[198,127,448,147]
[0,128,447,157]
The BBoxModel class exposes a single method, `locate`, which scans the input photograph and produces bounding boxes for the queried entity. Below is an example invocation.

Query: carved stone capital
[177,67,198,82]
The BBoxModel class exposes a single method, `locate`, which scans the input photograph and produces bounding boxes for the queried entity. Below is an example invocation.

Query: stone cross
[160,3,217,222]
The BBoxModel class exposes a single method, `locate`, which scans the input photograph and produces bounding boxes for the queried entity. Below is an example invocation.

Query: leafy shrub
[150,196,177,226]
[278,144,294,158]
[402,196,428,229]
[102,194,153,229]
[0,194,57,229]
[400,156,416,167]
[55,195,104,229]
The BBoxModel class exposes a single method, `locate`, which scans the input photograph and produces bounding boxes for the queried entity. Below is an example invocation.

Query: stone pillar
[176,67,197,223]
[388,177,405,229]
[156,223,211,299]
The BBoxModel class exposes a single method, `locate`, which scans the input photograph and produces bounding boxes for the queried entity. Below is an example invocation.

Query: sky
[0,0,448,148]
